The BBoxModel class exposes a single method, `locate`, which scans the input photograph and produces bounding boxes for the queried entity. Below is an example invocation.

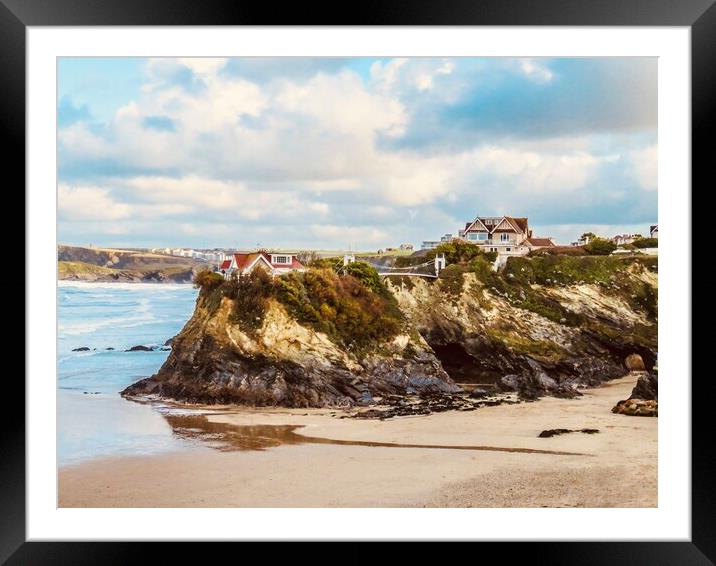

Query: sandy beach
[58,374,657,508]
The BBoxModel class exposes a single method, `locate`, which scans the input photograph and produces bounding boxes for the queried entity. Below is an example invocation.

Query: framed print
[6,0,710,562]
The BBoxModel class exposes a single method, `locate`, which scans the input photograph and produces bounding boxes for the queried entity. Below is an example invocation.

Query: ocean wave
[58,280,195,292]
[59,296,155,336]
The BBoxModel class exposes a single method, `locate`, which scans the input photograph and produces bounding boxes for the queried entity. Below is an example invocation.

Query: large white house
[458,215,554,256]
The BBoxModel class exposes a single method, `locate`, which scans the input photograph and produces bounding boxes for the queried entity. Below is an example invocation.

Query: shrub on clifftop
[426,240,497,264]
[584,237,617,255]
[193,269,224,291]
[275,267,404,351]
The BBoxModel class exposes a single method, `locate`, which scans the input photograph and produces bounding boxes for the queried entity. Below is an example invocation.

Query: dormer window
[271,255,291,264]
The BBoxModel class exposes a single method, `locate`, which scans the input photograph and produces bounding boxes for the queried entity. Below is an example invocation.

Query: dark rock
[611,373,657,416]
[125,345,155,352]
[538,428,572,438]
[72,347,91,352]
[106,347,114,350]
[539,428,600,438]
[468,387,491,399]
[164,337,174,347]
[630,372,658,401]
[625,353,646,371]
[498,363,581,401]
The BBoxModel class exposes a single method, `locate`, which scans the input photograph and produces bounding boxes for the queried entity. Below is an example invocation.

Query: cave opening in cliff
[430,343,501,385]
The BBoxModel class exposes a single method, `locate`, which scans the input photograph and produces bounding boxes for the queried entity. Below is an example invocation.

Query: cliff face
[123,256,657,407]
[122,294,458,407]
[387,261,657,398]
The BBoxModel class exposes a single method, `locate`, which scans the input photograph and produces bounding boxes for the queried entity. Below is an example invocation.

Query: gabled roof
[463,217,490,233]
[219,259,232,270]
[650,225,658,232]
[464,215,529,235]
[232,252,305,273]
[505,216,529,233]
[233,253,272,272]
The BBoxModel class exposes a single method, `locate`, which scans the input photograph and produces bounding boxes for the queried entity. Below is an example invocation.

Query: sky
[58,57,657,249]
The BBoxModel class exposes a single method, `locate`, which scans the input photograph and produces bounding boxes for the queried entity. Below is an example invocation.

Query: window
[500,233,510,242]
[468,232,478,241]
[478,233,488,241]
[273,255,290,264]
[506,248,511,252]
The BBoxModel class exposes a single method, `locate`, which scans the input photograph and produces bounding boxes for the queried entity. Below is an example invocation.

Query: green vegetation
[528,245,586,257]
[193,269,224,291]
[583,237,617,255]
[437,264,469,303]
[275,267,404,351]
[502,255,624,286]
[632,237,658,248]
[435,252,657,325]
[230,269,275,332]
[58,260,118,278]
[425,240,497,264]
[485,327,568,360]
[198,262,406,351]
[384,275,417,290]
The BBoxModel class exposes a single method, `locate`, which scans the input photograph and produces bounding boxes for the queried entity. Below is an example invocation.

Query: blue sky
[58,57,657,249]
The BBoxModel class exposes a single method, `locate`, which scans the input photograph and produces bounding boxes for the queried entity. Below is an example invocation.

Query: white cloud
[630,145,657,191]
[309,224,388,245]
[519,59,554,83]
[58,185,132,221]
[58,57,657,248]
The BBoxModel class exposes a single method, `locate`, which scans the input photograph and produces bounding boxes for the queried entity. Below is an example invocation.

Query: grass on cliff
[195,263,405,351]
[436,252,658,325]
[58,260,118,278]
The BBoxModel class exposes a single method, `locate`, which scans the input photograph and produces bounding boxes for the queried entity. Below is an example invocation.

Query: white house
[612,234,641,246]
[218,251,306,278]
[458,215,554,257]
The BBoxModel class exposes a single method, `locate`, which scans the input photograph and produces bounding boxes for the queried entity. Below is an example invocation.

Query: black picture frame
[5,0,708,563]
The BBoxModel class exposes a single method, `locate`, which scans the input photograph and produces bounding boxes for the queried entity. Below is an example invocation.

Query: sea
[58,281,203,466]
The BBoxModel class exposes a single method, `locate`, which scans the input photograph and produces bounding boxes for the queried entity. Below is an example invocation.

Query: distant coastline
[58,244,202,284]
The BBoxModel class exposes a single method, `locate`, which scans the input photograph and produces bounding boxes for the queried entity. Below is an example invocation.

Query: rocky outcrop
[387,266,657,399]
[629,372,658,400]
[625,353,646,372]
[612,398,658,417]
[122,296,458,408]
[123,258,657,408]
[612,370,658,417]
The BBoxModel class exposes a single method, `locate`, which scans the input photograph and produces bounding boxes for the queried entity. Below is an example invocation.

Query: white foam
[58,280,195,292]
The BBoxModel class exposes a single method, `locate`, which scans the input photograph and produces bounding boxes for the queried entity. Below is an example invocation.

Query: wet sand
[58,374,657,508]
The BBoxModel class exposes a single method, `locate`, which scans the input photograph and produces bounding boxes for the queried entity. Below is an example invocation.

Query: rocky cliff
[387,255,657,398]
[123,254,657,407]
[122,270,458,407]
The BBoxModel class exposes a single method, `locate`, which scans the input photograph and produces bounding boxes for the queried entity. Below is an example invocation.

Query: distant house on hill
[218,252,305,278]
[399,243,414,251]
[420,233,454,250]
[650,225,658,239]
[458,215,553,256]
[612,234,641,246]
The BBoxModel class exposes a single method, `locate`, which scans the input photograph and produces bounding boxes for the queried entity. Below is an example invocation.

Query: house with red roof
[458,215,554,256]
[218,252,305,278]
